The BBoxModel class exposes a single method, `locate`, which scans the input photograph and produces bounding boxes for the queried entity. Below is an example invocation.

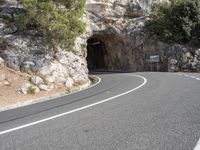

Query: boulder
[31,76,44,86]
[65,78,74,88]
[19,83,31,94]
[38,84,49,91]
[19,83,40,94]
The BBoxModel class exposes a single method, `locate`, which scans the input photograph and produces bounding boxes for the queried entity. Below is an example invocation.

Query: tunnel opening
[86,38,108,71]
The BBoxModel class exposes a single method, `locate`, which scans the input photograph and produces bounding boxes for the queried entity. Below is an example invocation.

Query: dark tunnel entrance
[86,38,108,71]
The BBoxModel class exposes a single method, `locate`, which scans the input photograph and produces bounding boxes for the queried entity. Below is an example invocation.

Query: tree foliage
[148,0,200,46]
[18,0,86,51]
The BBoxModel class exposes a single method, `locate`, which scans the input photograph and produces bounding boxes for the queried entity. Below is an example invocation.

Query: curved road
[0,72,200,150]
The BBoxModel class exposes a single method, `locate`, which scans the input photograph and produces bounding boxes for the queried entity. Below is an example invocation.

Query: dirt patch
[0,64,70,111]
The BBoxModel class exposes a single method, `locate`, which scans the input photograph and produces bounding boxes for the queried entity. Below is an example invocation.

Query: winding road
[0,72,200,150]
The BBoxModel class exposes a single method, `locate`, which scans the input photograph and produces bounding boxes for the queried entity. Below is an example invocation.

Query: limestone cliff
[0,0,200,82]
[0,0,90,88]
[79,0,171,71]
[80,0,200,72]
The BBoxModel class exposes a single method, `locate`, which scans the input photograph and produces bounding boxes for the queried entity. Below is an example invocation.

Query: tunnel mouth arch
[86,37,108,71]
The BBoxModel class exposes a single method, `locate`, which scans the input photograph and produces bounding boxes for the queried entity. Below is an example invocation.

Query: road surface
[0,72,200,150]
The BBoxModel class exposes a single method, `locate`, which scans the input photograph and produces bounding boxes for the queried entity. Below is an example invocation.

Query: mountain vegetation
[148,0,200,46]
[17,0,86,51]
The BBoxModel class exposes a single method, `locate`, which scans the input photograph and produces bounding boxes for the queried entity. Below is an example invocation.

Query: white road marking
[174,73,200,150]
[174,73,200,81]
[0,74,147,136]
[194,139,200,150]
[190,76,196,79]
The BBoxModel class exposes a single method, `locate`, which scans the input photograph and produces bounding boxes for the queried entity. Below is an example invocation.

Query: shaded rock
[2,24,17,35]
[0,21,6,36]
[1,0,18,7]
[168,58,178,72]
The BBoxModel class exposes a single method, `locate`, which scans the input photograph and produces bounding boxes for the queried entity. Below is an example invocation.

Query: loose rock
[0,74,6,81]
[31,76,44,86]
[19,83,31,94]
[38,84,49,91]
[19,83,40,94]
[4,81,10,86]
[65,78,74,88]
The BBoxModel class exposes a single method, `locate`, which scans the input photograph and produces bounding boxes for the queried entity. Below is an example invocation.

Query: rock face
[157,43,200,72]
[80,0,169,71]
[0,0,199,77]
[0,2,90,87]
[80,0,200,72]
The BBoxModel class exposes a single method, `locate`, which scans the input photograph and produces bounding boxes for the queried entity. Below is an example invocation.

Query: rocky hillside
[83,0,200,72]
[0,0,90,91]
[0,0,200,84]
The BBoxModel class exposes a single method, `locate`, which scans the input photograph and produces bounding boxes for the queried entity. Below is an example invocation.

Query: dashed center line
[190,76,196,79]
[174,73,200,81]
[184,74,189,77]
[174,73,200,150]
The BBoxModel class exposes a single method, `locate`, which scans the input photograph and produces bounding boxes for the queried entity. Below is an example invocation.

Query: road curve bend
[0,72,200,150]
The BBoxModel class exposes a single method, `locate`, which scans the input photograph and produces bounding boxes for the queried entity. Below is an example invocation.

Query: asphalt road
[0,72,200,150]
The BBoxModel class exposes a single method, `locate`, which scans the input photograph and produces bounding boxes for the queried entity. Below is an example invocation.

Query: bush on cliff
[148,0,200,46]
[17,0,86,51]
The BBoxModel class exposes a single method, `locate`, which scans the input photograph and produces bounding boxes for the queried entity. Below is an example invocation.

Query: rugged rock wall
[0,0,200,77]
[80,0,167,71]
[82,0,200,72]
[0,0,90,88]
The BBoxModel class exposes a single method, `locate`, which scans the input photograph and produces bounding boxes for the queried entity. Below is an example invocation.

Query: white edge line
[176,73,200,150]
[190,76,196,79]
[0,74,147,136]
[194,139,200,150]
[174,73,200,81]
[184,75,189,77]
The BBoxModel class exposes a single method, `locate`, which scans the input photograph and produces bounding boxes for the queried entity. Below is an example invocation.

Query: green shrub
[0,0,5,6]
[17,0,86,51]
[27,85,36,95]
[148,0,200,46]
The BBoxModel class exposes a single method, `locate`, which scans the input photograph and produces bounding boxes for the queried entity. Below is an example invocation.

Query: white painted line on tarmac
[175,73,200,81]
[0,74,147,136]
[194,139,200,150]
[190,76,196,79]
